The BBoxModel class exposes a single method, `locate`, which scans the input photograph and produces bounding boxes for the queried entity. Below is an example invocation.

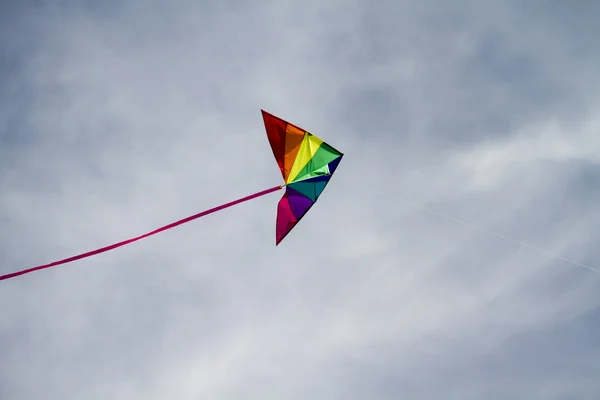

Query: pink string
[0,185,283,281]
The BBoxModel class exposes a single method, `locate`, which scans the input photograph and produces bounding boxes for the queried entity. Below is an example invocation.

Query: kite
[0,110,343,281]
[262,110,343,244]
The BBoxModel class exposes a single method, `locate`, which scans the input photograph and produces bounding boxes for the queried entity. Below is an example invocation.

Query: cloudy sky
[1,1,600,398]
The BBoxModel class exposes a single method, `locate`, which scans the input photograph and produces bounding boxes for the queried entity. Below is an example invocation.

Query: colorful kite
[0,110,343,281]
[262,110,343,244]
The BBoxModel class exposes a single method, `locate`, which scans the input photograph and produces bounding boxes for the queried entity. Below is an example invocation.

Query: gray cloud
[1,1,599,399]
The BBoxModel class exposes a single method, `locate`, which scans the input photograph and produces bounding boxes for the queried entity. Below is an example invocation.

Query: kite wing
[262,110,343,245]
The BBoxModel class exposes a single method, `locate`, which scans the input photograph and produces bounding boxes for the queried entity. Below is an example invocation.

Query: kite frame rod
[0,184,283,282]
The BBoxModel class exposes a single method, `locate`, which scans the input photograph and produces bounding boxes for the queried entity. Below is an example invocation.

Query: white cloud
[453,112,600,190]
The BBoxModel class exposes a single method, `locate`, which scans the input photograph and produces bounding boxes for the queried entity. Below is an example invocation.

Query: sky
[1,1,600,398]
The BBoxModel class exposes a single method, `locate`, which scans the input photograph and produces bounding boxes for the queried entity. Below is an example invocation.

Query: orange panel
[283,124,306,181]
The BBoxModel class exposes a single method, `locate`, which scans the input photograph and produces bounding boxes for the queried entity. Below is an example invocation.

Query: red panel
[276,193,298,245]
[262,110,288,179]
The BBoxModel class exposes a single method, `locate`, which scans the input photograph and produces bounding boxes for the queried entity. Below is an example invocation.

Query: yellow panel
[283,125,305,181]
[286,133,323,183]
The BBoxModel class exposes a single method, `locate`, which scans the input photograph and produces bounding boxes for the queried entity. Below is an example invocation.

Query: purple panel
[286,187,314,219]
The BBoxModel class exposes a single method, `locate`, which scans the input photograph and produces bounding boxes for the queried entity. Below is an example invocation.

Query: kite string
[0,184,283,282]
[338,177,599,274]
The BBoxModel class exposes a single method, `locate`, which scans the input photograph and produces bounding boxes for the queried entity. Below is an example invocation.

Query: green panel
[314,181,328,198]
[288,178,331,202]
[290,144,341,184]
[293,164,329,183]
[318,141,343,158]
[288,181,317,201]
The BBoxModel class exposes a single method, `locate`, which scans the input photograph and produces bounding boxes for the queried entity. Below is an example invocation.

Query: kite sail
[262,110,343,244]
[0,110,342,281]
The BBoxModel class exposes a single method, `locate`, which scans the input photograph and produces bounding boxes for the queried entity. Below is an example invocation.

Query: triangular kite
[262,110,343,244]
